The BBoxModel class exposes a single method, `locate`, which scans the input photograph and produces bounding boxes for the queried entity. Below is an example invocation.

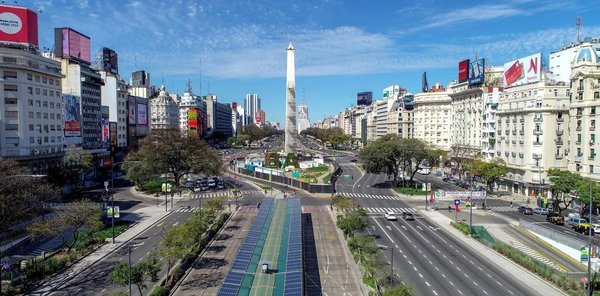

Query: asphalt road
[333,159,533,296]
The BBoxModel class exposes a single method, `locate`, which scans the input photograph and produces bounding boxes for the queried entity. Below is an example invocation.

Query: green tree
[108,253,161,295]
[160,224,192,280]
[240,124,264,147]
[283,153,299,168]
[473,158,508,192]
[64,148,93,188]
[123,129,222,188]
[359,135,403,184]
[330,195,353,213]
[382,285,416,296]
[0,159,59,237]
[548,168,584,214]
[337,208,368,238]
[327,128,350,148]
[28,200,102,253]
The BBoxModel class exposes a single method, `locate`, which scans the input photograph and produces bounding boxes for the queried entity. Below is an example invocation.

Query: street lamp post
[587,181,593,296]
[424,173,429,211]
[469,161,473,235]
[104,181,115,244]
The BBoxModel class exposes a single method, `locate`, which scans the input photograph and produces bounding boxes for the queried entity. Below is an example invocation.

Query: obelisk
[284,42,297,155]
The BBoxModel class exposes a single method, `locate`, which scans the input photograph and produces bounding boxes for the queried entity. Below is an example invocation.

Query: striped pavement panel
[365,207,416,214]
[338,192,399,200]
[489,206,517,212]
[191,190,264,199]
[300,206,329,212]
[29,236,65,257]
[175,207,196,213]
[486,226,566,272]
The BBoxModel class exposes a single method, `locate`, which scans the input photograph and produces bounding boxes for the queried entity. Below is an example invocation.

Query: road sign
[1,261,10,270]
[581,276,588,284]
[454,199,461,206]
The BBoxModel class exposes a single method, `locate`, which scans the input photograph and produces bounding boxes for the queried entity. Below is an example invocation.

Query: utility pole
[128,244,132,296]
[588,181,593,296]
[469,161,473,235]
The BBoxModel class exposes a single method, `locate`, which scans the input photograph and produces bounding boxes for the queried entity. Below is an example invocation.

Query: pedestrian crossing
[190,190,264,199]
[338,192,399,200]
[364,207,417,214]
[489,206,517,212]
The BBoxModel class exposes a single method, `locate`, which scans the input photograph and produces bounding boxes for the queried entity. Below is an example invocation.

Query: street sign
[1,261,10,270]
[435,190,486,200]
[454,199,461,206]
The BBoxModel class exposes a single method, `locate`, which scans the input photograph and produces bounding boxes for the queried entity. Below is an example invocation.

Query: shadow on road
[302,213,322,295]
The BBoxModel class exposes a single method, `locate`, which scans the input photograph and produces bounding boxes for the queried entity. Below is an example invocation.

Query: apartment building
[413,87,452,150]
[0,46,64,174]
[567,43,600,179]
[149,85,179,130]
[448,81,484,157]
[100,71,128,149]
[481,87,502,160]
[387,99,413,139]
[496,80,569,198]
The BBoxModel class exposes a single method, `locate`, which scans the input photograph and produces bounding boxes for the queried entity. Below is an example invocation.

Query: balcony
[556,129,564,136]
[575,155,583,162]
[519,130,524,135]
[511,152,516,157]
[576,141,582,145]
[591,113,597,117]
[504,151,509,157]
[577,113,583,118]
[533,117,543,122]
[505,130,509,135]
[497,151,501,156]
[593,84,600,90]
[512,140,517,144]
[512,118,517,123]
[591,126,596,131]
[520,118,525,123]
[589,155,596,160]
[519,152,524,158]
[557,117,564,122]
[576,126,582,131]
[533,129,543,135]
[590,140,596,145]
[512,130,517,135]
[578,86,584,92]
[533,141,542,145]
[555,138,563,145]
[555,154,564,159]
[533,153,542,159]
[519,140,524,144]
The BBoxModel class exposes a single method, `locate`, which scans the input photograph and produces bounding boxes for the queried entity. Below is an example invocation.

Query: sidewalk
[29,200,172,295]
[420,209,567,296]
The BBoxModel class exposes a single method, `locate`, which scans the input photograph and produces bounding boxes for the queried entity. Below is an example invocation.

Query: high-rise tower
[285,42,298,155]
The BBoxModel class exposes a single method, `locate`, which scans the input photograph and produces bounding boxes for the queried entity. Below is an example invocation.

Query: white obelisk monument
[284,42,298,155]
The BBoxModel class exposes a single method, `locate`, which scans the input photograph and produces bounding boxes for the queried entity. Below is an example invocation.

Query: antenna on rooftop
[576,16,582,43]
[199,57,202,95]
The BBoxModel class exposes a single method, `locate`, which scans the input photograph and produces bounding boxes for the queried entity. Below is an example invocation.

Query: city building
[129,70,156,98]
[178,83,206,137]
[256,109,266,126]
[481,87,502,160]
[127,95,149,151]
[0,45,64,174]
[149,85,178,130]
[549,37,600,84]
[567,43,600,180]
[231,102,241,135]
[413,84,452,150]
[99,71,128,151]
[297,102,310,134]
[245,93,261,125]
[205,93,233,138]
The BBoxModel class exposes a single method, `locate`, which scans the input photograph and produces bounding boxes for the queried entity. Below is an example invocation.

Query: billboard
[54,27,91,64]
[357,92,373,106]
[128,100,136,124]
[101,117,110,148]
[137,103,147,125]
[231,102,237,110]
[503,53,542,87]
[110,122,117,146]
[468,58,485,86]
[63,95,81,137]
[131,70,146,87]
[0,4,38,46]
[101,47,118,75]
[188,108,198,130]
[458,59,469,83]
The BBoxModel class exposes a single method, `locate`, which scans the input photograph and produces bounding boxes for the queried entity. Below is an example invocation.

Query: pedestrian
[448,205,451,212]
[257,202,261,209]
[510,201,513,208]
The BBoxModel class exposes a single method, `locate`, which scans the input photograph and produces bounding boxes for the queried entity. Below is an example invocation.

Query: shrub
[450,221,470,235]
[149,285,169,296]
[363,275,376,289]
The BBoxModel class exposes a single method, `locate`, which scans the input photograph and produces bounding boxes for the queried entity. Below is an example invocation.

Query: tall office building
[244,94,261,125]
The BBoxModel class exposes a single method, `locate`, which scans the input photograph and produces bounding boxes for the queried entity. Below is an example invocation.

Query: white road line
[433,290,438,296]
[418,273,423,278]
[425,281,430,287]
[442,274,446,278]
[457,289,463,295]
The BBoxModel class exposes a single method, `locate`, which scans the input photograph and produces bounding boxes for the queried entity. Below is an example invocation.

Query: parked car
[402,212,415,221]
[567,217,588,226]
[533,207,549,215]
[573,223,595,235]
[184,180,195,189]
[217,180,225,190]
[517,206,527,214]
[384,212,397,221]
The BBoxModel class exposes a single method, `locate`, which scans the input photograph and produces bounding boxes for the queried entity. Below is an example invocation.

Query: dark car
[402,212,415,221]
[350,159,358,163]
[518,206,526,214]
[523,207,534,215]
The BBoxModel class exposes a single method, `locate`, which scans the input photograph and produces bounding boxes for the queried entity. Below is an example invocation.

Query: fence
[519,218,585,250]
[236,167,334,194]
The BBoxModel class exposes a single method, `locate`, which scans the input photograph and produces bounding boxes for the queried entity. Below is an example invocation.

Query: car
[217,180,225,190]
[402,212,415,221]
[184,180,195,189]
[573,223,595,235]
[384,212,397,221]
[523,207,534,215]
[517,206,526,214]
[350,159,358,163]
[533,207,549,215]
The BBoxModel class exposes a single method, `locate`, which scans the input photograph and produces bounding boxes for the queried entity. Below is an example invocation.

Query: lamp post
[587,181,593,296]
[469,161,473,235]
[424,172,429,211]
[104,181,115,244]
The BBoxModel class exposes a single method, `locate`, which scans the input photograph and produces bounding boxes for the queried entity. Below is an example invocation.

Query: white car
[384,212,397,221]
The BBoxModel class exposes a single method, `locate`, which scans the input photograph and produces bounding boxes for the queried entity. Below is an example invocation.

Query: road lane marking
[433,290,438,296]
[425,281,430,287]
[457,289,463,295]
[442,274,446,279]
[482,289,488,294]
[173,221,179,226]
[418,272,423,278]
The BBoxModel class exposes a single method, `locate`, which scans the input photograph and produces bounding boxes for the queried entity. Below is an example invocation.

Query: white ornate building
[150,86,179,130]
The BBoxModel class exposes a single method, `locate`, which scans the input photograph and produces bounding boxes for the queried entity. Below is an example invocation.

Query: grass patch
[253,183,272,190]
[306,165,329,172]
[363,275,376,289]
[450,221,470,235]
[395,186,424,196]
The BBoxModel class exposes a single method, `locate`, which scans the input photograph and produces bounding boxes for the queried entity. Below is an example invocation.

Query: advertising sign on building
[188,108,197,130]
[101,47,118,75]
[357,91,373,106]
[0,4,38,46]
[458,59,470,83]
[468,59,485,85]
[101,117,110,148]
[131,70,146,87]
[503,53,542,87]
[128,100,136,124]
[136,103,147,125]
[63,95,81,137]
[54,27,91,64]
[109,122,117,147]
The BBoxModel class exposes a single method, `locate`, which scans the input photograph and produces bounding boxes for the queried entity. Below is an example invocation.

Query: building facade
[244,94,260,125]
[297,102,309,134]
[413,87,452,150]
[149,86,179,130]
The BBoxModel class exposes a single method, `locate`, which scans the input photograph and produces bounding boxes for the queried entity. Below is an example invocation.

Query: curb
[29,210,174,295]
[513,225,586,270]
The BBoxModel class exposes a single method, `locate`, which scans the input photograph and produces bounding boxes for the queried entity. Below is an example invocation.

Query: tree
[283,153,299,168]
[330,195,353,213]
[336,208,369,238]
[0,159,60,237]
[160,224,193,280]
[123,129,222,188]
[64,148,93,188]
[473,158,507,192]
[359,135,403,185]
[382,285,416,296]
[327,128,350,148]
[239,124,264,147]
[548,168,584,214]
[29,200,102,253]
[109,253,161,295]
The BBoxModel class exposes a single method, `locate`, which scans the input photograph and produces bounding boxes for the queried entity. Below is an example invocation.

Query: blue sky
[29,0,600,124]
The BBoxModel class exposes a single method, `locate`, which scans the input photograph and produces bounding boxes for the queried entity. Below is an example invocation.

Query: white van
[567,216,588,226]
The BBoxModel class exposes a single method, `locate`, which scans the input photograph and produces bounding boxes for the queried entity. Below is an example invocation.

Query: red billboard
[0,5,38,46]
[188,108,198,130]
[232,102,237,110]
[54,27,91,64]
[458,59,469,83]
[110,122,117,146]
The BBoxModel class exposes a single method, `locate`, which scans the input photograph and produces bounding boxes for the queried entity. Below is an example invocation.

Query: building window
[36,100,40,107]
[42,89,47,96]
[578,134,582,143]
[4,97,17,104]
[29,124,33,131]
[5,111,18,119]
[3,71,17,79]
[35,88,40,95]
[4,84,17,91]
[42,101,47,107]
[591,149,596,159]
[49,102,54,108]
[27,73,32,81]
[28,87,33,94]
[29,137,34,144]
[5,124,18,131]
[591,166,595,174]
[28,99,33,106]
